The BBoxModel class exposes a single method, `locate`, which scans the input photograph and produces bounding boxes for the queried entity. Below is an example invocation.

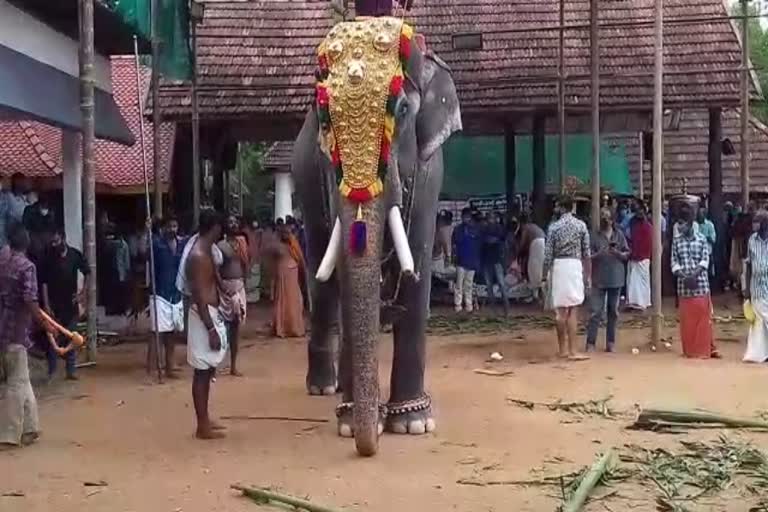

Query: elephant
[291,16,462,456]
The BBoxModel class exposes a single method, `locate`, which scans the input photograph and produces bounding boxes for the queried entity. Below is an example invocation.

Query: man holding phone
[586,208,629,352]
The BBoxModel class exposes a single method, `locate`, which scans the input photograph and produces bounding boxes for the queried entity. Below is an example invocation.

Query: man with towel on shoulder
[543,197,592,361]
[184,210,228,440]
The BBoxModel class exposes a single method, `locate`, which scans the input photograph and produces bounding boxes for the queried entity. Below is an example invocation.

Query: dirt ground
[2,300,768,512]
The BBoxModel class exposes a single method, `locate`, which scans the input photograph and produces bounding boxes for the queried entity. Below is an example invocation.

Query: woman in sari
[269,223,306,338]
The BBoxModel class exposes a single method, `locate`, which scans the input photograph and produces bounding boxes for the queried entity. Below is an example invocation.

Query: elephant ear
[416,53,462,162]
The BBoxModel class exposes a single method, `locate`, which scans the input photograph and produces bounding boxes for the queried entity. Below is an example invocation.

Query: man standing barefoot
[218,215,249,376]
[185,210,228,439]
[543,197,591,361]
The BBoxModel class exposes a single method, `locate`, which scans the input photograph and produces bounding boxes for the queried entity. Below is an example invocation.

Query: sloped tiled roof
[619,109,768,196]
[0,56,175,191]
[157,0,754,121]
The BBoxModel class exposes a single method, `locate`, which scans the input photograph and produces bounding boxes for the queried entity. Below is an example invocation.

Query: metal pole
[79,0,98,361]
[151,0,163,216]
[134,37,164,384]
[638,131,644,200]
[590,0,600,231]
[558,0,566,193]
[740,0,751,208]
[651,0,664,347]
[191,17,201,229]
[238,143,244,214]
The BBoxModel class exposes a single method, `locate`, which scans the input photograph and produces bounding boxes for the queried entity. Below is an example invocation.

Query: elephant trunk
[338,197,385,457]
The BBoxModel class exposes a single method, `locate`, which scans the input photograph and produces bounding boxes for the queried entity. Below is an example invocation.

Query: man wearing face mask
[23,195,56,263]
[41,228,90,380]
[586,208,629,352]
[671,203,719,359]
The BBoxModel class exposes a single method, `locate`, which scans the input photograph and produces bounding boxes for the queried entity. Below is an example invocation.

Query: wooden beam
[150,0,163,216]
[532,113,547,226]
[558,0,566,193]
[740,0,750,208]
[651,0,664,346]
[504,125,516,222]
[709,107,724,292]
[79,0,98,360]
[590,0,600,232]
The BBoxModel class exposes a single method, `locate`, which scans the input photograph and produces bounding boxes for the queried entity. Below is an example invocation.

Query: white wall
[0,0,112,92]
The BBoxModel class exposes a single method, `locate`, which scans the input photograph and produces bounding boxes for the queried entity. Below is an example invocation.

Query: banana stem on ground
[232,484,344,512]
[562,449,617,512]
[634,408,768,430]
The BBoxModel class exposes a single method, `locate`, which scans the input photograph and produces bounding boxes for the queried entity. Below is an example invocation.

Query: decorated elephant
[291,1,461,456]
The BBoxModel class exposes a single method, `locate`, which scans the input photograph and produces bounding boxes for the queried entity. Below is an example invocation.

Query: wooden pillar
[709,107,725,292]
[504,125,517,221]
[589,0,601,232]
[532,113,547,226]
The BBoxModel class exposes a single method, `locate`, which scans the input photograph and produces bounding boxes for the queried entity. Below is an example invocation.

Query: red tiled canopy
[0,56,175,192]
[157,0,757,122]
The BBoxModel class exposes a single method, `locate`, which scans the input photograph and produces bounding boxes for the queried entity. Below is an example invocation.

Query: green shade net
[105,0,191,80]
[442,135,633,199]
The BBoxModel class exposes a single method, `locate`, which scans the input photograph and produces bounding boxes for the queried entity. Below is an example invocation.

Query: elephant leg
[386,153,443,435]
[292,111,340,397]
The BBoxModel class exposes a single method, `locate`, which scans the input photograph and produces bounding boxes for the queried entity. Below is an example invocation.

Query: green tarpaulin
[105,0,191,80]
[442,135,633,199]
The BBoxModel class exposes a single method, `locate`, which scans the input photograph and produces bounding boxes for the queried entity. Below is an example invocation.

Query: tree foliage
[235,142,274,221]
[736,2,768,122]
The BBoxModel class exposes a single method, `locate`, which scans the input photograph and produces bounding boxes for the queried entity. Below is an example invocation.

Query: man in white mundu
[542,197,592,361]
[744,212,768,364]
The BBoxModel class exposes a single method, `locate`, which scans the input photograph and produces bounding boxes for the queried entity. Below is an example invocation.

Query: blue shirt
[452,223,482,271]
[152,236,187,303]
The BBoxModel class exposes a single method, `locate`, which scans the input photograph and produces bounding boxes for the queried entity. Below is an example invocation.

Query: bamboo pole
[191,14,201,229]
[638,131,645,200]
[134,37,164,384]
[562,449,617,512]
[741,0,751,208]
[150,0,163,216]
[589,0,600,231]
[79,0,98,361]
[232,485,343,512]
[634,408,768,430]
[651,0,664,347]
[558,0,566,193]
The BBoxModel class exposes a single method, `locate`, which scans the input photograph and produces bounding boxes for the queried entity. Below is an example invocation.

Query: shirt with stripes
[748,232,768,301]
[671,230,710,297]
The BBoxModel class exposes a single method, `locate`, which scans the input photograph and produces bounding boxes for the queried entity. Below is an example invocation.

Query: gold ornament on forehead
[317,17,404,196]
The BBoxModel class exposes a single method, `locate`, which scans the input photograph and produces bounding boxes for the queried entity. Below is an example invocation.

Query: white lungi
[745,299,768,363]
[626,259,652,309]
[0,345,39,445]
[528,238,545,290]
[551,258,584,308]
[187,304,228,370]
[149,296,184,333]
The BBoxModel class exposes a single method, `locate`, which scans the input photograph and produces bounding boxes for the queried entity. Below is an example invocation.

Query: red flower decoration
[400,33,412,61]
[380,137,391,162]
[390,75,404,96]
[316,85,329,107]
[318,54,329,72]
[348,188,371,203]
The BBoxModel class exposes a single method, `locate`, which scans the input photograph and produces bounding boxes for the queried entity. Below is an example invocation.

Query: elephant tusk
[388,207,415,276]
[315,217,342,282]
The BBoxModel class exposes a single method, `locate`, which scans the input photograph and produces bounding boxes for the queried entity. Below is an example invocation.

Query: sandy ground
[2,301,768,512]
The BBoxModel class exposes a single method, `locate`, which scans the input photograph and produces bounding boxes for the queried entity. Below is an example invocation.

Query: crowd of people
[0,193,311,447]
[433,195,768,365]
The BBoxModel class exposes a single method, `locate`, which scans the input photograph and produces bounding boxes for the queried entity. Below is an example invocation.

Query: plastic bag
[744,300,756,324]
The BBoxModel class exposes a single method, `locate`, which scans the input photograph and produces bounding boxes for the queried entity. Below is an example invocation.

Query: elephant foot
[385,394,436,435]
[335,402,385,438]
[307,381,338,396]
